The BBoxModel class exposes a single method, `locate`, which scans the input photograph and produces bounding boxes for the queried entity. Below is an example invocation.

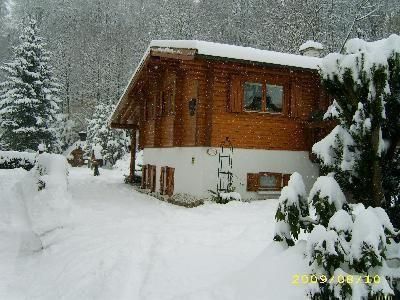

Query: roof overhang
[109,45,197,129]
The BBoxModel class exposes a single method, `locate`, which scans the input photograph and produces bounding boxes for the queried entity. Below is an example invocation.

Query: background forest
[0,0,399,132]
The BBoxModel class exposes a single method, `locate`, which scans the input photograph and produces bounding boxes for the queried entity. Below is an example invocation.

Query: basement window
[247,172,291,192]
[259,172,282,191]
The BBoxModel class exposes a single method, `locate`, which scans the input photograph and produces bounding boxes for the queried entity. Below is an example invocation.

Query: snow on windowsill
[257,190,281,195]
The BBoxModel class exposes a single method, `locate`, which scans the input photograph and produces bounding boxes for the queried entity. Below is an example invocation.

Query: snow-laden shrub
[306,225,345,275]
[273,173,399,299]
[274,172,310,246]
[350,206,394,273]
[305,204,398,299]
[309,176,346,227]
[328,209,353,242]
[21,153,71,236]
[306,226,348,299]
[34,153,69,192]
[0,150,36,170]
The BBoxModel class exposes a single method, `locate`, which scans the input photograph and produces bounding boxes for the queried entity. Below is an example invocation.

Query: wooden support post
[129,129,137,183]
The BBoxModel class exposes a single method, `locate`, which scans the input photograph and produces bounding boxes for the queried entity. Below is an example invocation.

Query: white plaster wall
[143,147,319,199]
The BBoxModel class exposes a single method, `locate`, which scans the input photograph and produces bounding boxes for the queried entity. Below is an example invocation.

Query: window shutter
[141,165,147,189]
[247,173,260,191]
[166,167,175,196]
[146,164,151,189]
[160,167,166,195]
[282,174,291,188]
[151,165,156,192]
[229,76,242,112]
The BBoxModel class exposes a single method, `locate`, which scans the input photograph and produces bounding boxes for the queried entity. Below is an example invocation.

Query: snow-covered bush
[309,176,347,227]
[34,153,69,192]
[273,172,310,246]
[306,205,398,299]
[20,153,71,236]
[273,174,399,299]
[306,225,346,290]
[0,150,36,170]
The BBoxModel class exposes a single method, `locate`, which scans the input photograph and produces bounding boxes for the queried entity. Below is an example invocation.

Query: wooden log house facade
[109,40,333,199]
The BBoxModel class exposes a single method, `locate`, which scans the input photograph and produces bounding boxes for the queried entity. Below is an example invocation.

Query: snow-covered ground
[0,167,308,300]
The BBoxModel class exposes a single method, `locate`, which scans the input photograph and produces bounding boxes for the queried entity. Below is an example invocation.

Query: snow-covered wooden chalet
[109,40,333,199]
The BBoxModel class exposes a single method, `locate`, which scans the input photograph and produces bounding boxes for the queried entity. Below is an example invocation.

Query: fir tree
[314,35,400,208]
[86,101,129,166]
[0,17,61,152]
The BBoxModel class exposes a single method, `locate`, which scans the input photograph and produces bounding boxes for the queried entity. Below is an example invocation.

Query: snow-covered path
[0,167,308,300]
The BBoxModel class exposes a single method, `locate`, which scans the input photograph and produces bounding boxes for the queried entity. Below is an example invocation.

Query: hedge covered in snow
[0,151,36,170]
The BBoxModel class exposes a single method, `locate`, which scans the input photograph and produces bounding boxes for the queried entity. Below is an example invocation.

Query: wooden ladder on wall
[217,137,234,193]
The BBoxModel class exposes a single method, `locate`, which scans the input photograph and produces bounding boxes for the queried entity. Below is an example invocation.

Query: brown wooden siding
[135,56,330,152]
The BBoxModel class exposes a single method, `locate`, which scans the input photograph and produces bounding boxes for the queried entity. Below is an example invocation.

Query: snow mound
[299,40,323,51]
[219,191,242,201]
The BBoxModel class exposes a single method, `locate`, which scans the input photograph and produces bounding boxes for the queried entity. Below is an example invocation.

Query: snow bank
[0,150,36,170]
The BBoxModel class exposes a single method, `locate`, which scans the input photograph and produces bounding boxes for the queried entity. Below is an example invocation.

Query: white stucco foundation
[143,147,319,200]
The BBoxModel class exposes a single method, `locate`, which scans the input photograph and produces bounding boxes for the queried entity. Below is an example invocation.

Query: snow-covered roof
[299,40,324,52]
[151,40,322,70]
[109,40,322,126]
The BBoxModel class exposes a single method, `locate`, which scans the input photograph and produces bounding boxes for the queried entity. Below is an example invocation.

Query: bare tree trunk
[371,126,385,207]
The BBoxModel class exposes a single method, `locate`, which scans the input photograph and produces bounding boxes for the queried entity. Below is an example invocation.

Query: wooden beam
[109,123,137,129]
[120,97,136,123]
[129,129,137,182]
[151,48,196,61]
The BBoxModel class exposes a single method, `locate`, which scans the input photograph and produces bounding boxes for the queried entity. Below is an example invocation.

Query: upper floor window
[230,76,285,114]
[244,82,263,111]
[266,84,283,113]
